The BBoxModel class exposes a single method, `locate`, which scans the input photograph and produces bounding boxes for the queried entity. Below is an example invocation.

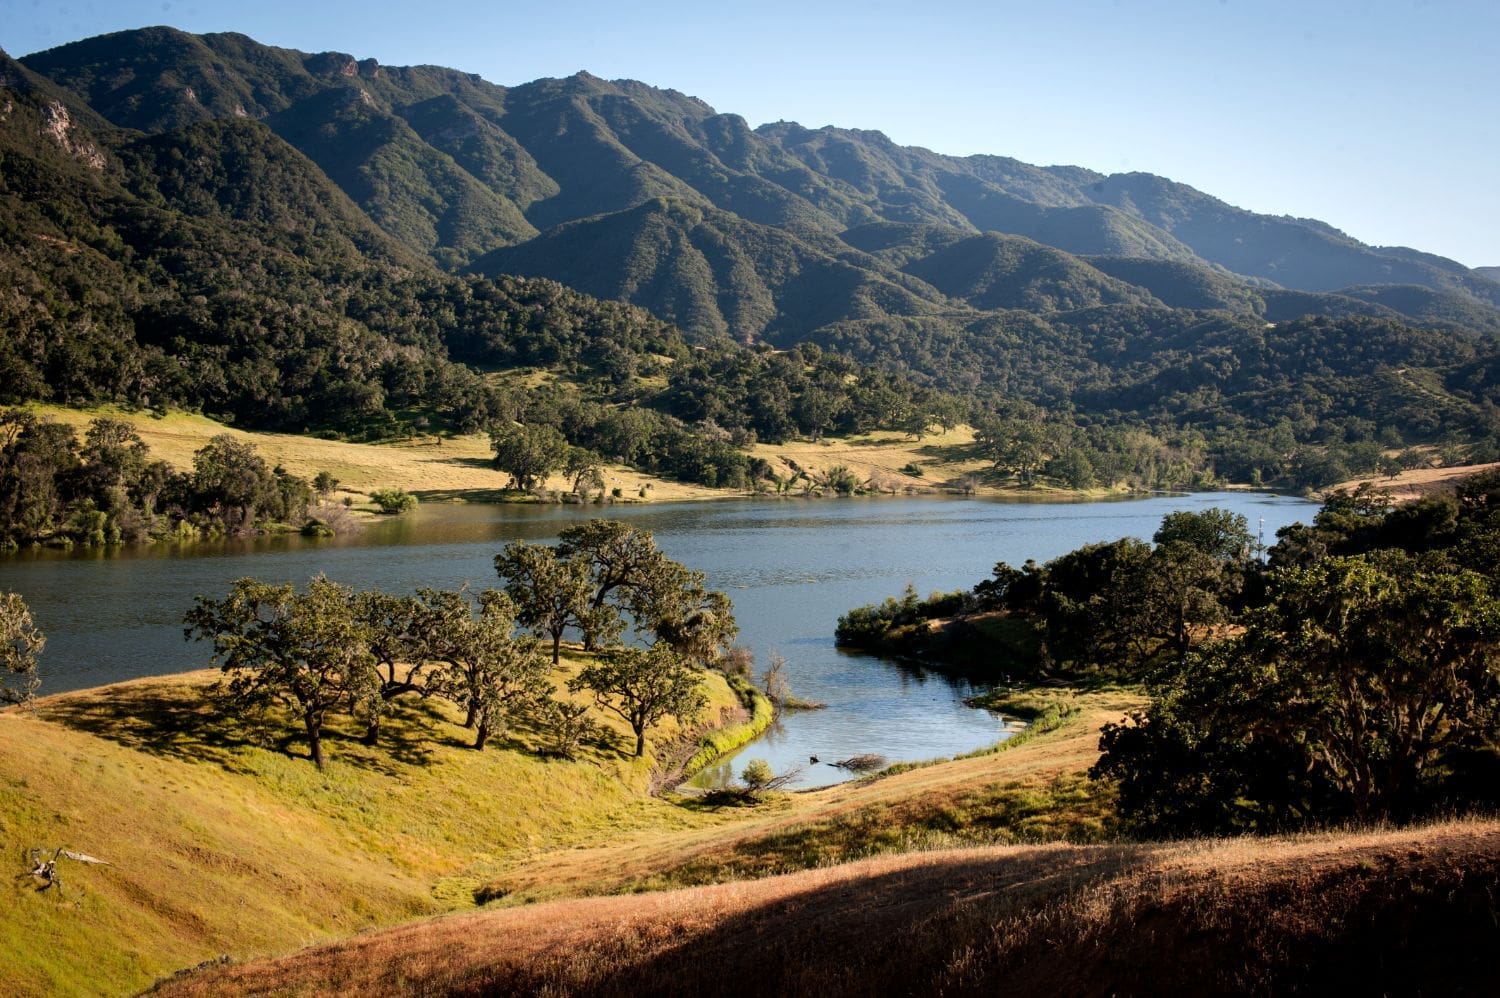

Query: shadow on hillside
[463,843,1169,994]
[916,441,980,463]
[41,682,449,775]
[596,836,1500,997]
[434,456,500,471]
[411,488,519,503]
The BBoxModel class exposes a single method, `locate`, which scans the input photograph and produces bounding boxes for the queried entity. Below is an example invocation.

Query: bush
[370,489,418,515]
[741,758,774,792]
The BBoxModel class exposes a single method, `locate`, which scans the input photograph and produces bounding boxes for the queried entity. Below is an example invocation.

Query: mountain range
[3,25,1499,489]
[16,26,1499,347]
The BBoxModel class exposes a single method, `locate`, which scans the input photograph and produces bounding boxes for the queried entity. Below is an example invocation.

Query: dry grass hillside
[482,688,1135,903]
[154,820,1500,997]
[23,405,1106,505]
[0,665,743,996]
[21,404,729,503]
[1,673,1129,995]
[1328,461,1500,503]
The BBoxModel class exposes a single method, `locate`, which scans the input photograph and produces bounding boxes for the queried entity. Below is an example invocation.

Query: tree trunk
[464,700,478,729]
[474,714,490,751]
[634,727,646,757]
[362,715,381,746]
[305,709,326,770]
[551,631,562,665]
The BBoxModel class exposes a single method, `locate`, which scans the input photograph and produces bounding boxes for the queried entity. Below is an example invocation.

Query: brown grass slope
[156,819,1500,997]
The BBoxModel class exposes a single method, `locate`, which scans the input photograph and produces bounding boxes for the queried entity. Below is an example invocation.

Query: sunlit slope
[19,404,730,502]
[0,667,740,995]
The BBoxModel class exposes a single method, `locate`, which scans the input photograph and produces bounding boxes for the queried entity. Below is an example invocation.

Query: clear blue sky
[5,0,1496,267]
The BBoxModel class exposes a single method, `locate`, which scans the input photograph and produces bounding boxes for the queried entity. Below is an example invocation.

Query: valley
[3,13,1500,996]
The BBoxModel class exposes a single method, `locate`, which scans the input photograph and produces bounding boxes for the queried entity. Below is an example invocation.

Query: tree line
[838,472,1500,832]
[185,520,733,768]
[0,410,358,549]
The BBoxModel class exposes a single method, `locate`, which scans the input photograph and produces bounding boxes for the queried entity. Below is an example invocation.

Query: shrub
[370,489,418,515]
[741,758,774,792]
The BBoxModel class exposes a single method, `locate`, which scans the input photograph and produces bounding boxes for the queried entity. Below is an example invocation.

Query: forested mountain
[22,27,1500,313]
[4,26,1500,495]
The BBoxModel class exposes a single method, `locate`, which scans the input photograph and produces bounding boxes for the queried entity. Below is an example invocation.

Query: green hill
[9,26,1500,491]
[0,667,743,995]
[469,197,949,341]
[901,232,1158,312]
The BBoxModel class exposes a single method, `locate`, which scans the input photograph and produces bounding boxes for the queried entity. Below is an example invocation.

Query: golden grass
[1327,461,1500,503]
[154,819,1500,996]
[0,661,742,996]
[21,405,1114,506]
[18,404,729,504]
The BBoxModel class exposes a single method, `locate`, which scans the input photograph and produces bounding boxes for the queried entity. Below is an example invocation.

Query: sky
[4,0,1496,267]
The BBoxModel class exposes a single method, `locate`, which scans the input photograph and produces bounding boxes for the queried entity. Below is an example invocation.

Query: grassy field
[19,404,1111,507]
[749,426,1114,498]
[0,661,744,996]
[1327,460,1500,503]
[19,404,730,504]
[154,819,1500,996]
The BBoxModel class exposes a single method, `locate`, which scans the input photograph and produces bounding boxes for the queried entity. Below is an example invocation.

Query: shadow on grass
[40,682,453,775]
[916,441,983,463]
[455,843,1177,996]
[433,456,502,472]
[410,488,526,503]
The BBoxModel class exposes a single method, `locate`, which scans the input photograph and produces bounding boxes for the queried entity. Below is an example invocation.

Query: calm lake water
[0,492,1319,787]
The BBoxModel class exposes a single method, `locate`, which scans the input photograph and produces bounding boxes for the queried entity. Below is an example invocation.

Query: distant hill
[468,197,949,341]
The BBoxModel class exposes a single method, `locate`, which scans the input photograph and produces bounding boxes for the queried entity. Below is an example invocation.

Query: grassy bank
[0,662,743,996]
[477,685,1138,902]
[680,676,775,780]
[18,404,730,504]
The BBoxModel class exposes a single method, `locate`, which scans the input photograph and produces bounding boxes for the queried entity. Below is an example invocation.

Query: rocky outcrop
[41,99,105,169]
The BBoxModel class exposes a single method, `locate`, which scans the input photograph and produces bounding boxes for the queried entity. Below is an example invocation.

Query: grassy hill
[8,644,1497,995]
[0,665,745,995]
[2,671,1129,995]
[17,403,734,504]
[153,820,1500,996]
[22,403,1091,505]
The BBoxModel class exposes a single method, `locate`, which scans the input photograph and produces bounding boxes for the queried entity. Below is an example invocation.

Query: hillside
[8,27,1500,499]
[0,667,746,995]
[153,821,1500,996]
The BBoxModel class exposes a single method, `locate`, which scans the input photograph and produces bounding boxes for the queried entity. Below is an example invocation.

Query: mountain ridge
[21,27,1498,319]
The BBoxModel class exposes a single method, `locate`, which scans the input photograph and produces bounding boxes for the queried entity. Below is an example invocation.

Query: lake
[0,491,1320,787]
